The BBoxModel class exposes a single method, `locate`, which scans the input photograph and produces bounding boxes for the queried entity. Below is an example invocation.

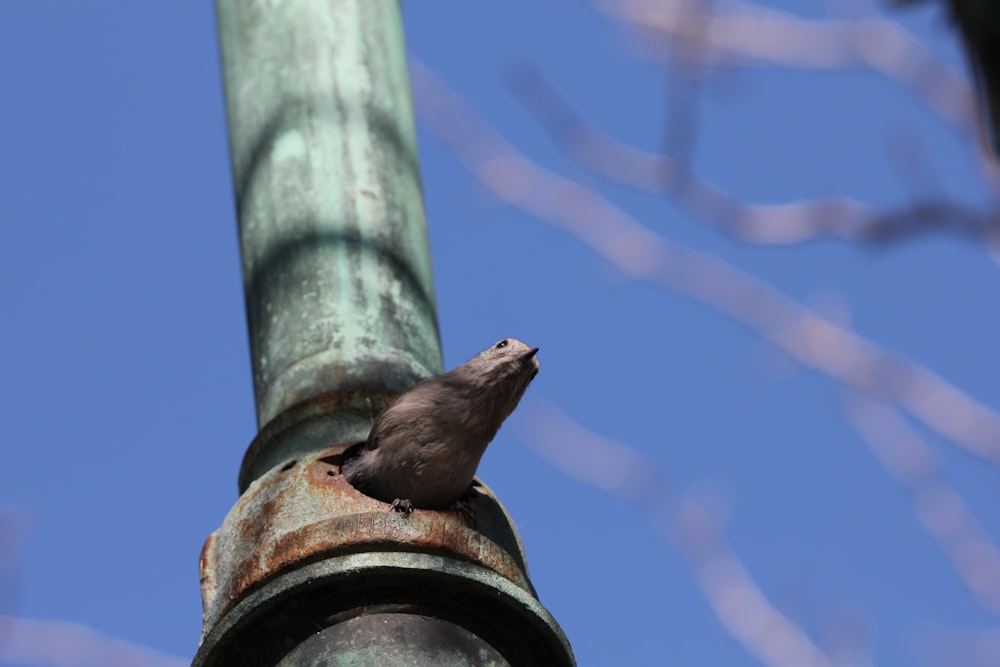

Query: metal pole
[194,1,575,665]
[214,0,443,490]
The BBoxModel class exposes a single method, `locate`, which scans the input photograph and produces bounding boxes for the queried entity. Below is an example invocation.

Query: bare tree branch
[921,626,1000,667]
[410,58,1000,471]
[519,401,846,667]
[592,0,978,134]
[508,65,1000,247]
[843,394,1000,617]
[0,616,188,667]
[597,0,1000,196]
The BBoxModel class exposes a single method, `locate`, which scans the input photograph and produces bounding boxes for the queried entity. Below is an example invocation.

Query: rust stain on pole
[201,443,536,631]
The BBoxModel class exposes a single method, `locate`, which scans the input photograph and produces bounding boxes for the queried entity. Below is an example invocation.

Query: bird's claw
[452,487,480,528]
[390,498,413,516]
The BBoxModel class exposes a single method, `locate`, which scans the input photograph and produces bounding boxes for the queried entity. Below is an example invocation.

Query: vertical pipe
[216,0,443,488]
[198,2,575,665]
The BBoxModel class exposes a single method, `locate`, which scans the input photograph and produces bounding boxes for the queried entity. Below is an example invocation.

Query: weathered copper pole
[215,0,443,490]
[193,1,574,665]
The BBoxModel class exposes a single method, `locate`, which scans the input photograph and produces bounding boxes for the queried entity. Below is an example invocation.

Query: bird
[340,338,540,516]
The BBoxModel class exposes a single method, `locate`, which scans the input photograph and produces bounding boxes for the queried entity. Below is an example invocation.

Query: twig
[520,401,842,667]
[593,0,1000,192]
[592,0,977,133]
[843,394,1000,617]
[509,65,999,247]
[0,616,188,667]
[920,625,1000,667]
[410,59,1000,469]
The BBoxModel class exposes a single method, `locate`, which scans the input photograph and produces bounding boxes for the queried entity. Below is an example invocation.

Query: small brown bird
[341,338,540,515]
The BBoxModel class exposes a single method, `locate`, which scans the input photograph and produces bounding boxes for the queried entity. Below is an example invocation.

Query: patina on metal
[217,0,443,483]
[199,0,574,665]
[195,444,573,666]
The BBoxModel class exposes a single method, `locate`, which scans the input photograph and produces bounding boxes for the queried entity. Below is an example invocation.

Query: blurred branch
[844,394,1000,617]
[0,509,185,667]
[0,616,188,667]
[592,0,978,135]
[509,65,1000,247]
[410,58,1000,471]
[651,0,713,166]
[875,0,1000,159]
[921,625,1000,667]
[520,401,845,667]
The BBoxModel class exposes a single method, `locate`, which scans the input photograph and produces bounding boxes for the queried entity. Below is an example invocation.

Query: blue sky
[2,2,1000,666]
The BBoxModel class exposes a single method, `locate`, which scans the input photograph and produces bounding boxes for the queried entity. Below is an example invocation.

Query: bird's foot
[389,498,414,517]
[451,487,481,528]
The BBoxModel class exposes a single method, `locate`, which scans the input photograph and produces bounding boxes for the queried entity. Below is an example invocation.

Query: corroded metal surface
[200,443,536,635]
[236,388,398,493]
[193,553,575,667]
[279,614,509,666]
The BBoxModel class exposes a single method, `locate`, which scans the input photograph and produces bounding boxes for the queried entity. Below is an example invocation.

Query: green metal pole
[194,1,575,665]
[218,0,444,490]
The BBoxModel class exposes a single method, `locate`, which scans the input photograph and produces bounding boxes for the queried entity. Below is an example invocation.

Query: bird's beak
[522,347,539,361]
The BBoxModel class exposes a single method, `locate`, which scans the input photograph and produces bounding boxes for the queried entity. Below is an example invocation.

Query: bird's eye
[496,339,508,349]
